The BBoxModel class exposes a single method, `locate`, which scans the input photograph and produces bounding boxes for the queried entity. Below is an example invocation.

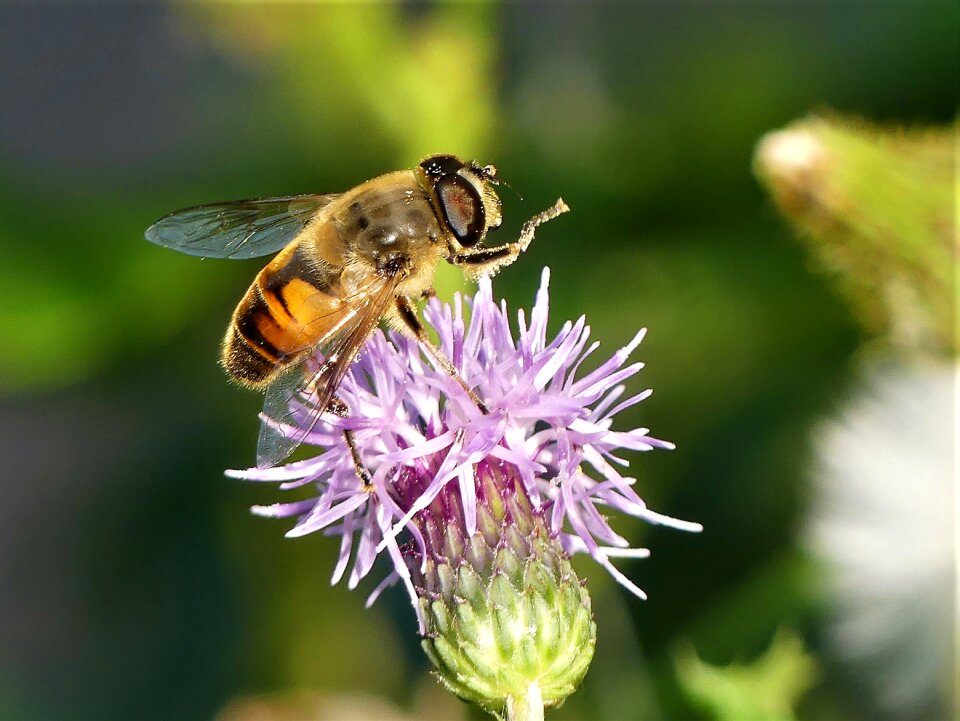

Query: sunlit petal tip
[250,503,298,519]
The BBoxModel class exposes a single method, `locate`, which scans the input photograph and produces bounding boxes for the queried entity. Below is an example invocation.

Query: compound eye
[437,175,484,248]
[419,154,464,181]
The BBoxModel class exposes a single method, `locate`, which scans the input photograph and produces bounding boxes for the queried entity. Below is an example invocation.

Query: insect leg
[327,396,373,488]
[449,198,569,278]
[395,296,489,414]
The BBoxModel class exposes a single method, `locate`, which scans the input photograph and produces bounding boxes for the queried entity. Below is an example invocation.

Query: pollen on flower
[228,267,700,613]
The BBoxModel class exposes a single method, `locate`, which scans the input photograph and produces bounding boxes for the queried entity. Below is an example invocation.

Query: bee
[146,154,568,470]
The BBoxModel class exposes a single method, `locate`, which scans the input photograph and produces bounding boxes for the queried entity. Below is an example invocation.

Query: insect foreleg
[395,296,489,414]
[449,197,569,278]
[327,396,373,489]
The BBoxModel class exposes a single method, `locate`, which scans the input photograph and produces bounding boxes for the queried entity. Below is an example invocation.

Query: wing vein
[145,194,340,260]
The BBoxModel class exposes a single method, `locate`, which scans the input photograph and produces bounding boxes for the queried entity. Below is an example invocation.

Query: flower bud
[403,461,596,718]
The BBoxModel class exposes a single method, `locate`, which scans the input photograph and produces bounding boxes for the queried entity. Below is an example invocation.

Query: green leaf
[675,628,818,721]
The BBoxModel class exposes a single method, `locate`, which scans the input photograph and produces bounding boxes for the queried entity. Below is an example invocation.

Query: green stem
[506,683,544,721]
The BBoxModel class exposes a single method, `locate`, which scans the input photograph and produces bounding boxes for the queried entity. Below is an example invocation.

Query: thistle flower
[229,268,700,719]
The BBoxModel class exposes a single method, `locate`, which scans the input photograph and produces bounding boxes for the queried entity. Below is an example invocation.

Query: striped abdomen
[222,243,349,388]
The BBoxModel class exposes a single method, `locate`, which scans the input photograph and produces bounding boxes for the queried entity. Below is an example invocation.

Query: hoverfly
[146,154,568,470]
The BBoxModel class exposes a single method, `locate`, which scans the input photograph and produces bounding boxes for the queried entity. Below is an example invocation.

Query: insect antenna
[492,175,523,201]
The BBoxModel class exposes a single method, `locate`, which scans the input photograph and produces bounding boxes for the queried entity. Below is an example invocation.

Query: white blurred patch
[807,360,955,715]
[756,128,826,179]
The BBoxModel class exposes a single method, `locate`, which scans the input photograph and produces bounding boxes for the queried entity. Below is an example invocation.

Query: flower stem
[506,683,544,721]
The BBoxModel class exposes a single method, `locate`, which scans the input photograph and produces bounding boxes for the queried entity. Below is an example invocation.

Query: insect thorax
[335,173,446,282]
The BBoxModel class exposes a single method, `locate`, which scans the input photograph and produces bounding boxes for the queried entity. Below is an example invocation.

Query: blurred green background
[0,4,954,721]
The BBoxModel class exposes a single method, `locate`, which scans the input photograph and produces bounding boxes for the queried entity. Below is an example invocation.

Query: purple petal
[286,492,370,538]
[251,498,317,519]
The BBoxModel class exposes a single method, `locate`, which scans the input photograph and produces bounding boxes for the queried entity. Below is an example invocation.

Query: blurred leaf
[675,629,818,721]
[0,189,239,393]
[182,4,496,167]
[754,115,957,357]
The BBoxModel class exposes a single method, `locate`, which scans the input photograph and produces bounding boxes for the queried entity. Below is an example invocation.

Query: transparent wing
[255,274,402,468]
[145,194,340,259]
